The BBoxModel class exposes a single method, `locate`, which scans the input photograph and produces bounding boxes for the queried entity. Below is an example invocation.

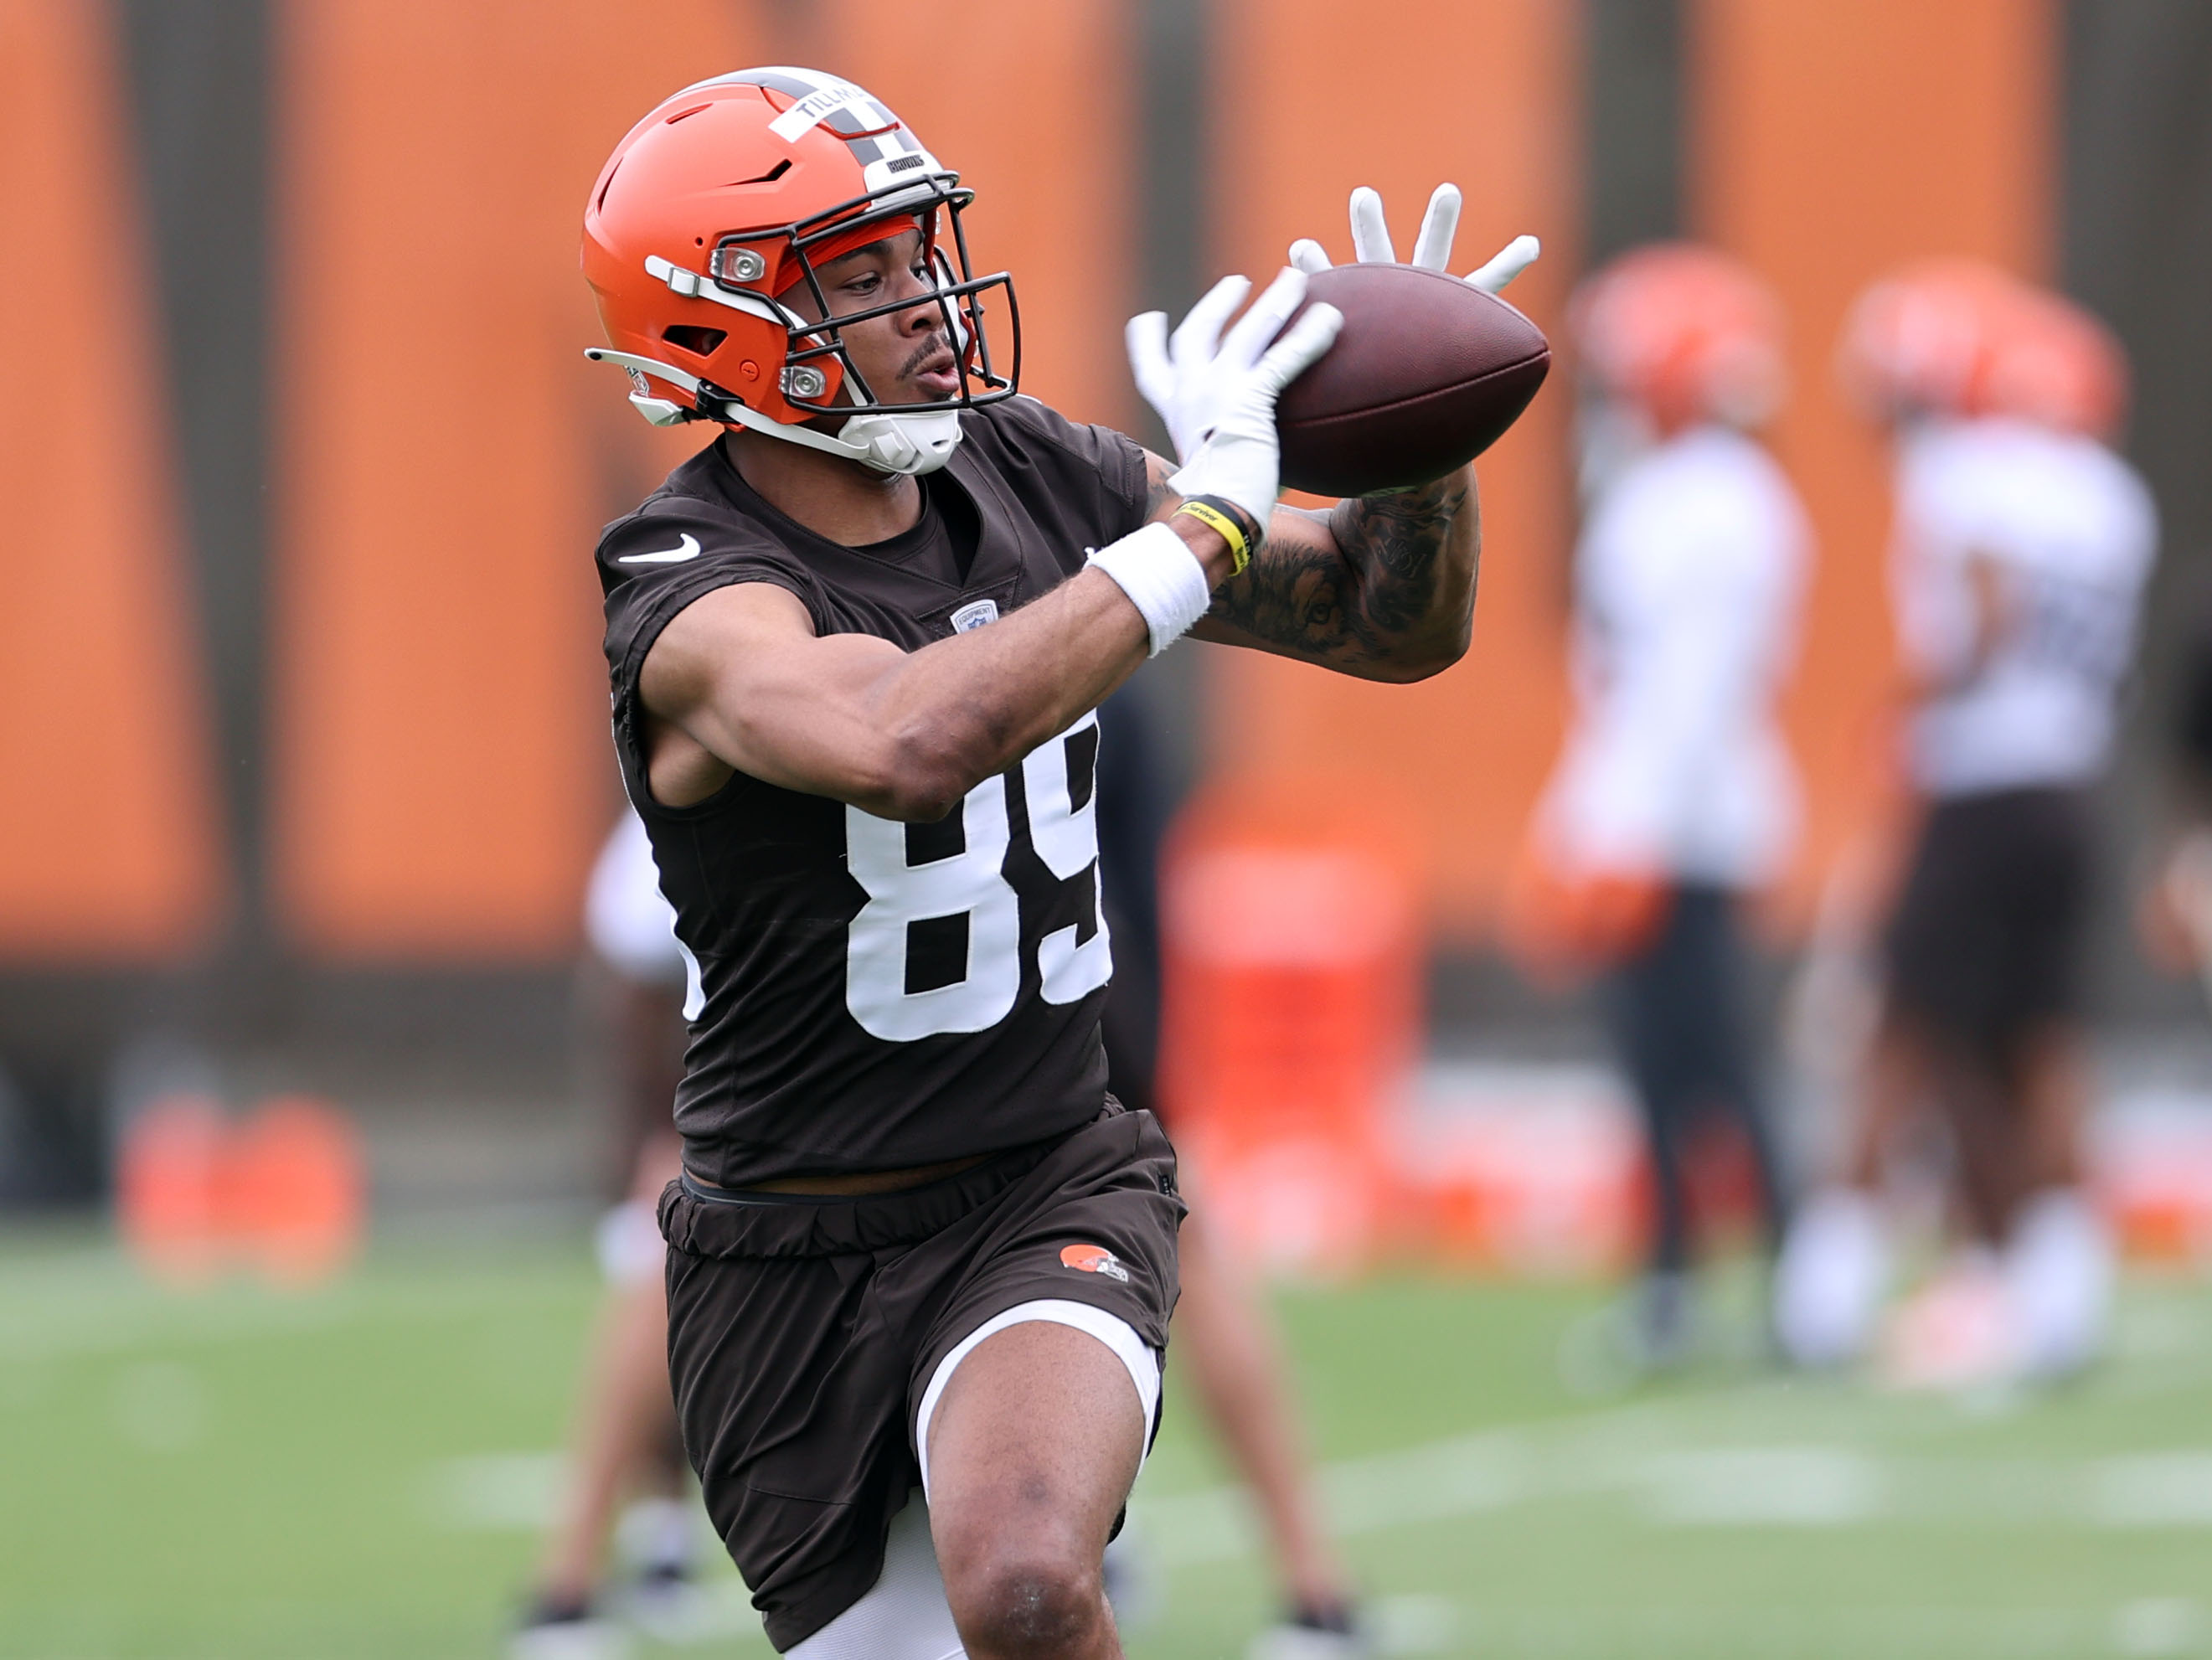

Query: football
[1274,262,1551,497]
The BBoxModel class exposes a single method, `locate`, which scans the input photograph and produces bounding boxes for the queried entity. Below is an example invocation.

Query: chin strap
[838,408,964,475]
[584,348,962,477]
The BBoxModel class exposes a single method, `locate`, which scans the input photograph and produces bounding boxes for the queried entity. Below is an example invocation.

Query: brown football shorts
[1885,785,2092,1049]
[657,1101,1183,1652]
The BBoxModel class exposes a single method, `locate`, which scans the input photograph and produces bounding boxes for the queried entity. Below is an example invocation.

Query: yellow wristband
[1173,497,1254,575]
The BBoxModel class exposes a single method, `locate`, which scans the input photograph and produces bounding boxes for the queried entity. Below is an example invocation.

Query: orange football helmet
[1838,258,2034,426]
[1982,286,2128,441]
[1839,259,2127,439]
[581,67,1018,474]
[1569,244,1787,435]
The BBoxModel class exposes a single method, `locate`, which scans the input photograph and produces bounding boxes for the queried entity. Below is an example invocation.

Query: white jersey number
[843,714,1111,1042]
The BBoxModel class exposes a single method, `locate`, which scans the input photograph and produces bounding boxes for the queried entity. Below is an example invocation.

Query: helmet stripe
[719,65,835,101]
[696,65,914,157]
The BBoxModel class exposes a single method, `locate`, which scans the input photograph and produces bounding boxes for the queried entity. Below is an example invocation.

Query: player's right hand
[1125,268,1342,529]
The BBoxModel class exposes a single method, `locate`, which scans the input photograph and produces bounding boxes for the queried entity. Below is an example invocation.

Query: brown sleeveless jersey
[599,397,1150,1187]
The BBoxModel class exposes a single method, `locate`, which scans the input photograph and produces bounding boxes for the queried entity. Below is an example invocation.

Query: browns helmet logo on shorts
[1060,1243,1130,1283]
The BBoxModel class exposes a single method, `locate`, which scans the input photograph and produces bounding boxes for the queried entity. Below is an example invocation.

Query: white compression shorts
[785,1299,1159,1660]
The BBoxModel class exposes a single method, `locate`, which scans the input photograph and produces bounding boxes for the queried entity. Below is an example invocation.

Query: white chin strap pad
[840,409,965,475]
[586,347,966,477]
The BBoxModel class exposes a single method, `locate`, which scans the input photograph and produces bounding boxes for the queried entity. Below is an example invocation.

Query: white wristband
[1086,520,1211,657]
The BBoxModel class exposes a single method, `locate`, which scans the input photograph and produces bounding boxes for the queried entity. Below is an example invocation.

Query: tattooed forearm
[1325,479,1469,638]
[1212,537,1343,650]
[1204,470,1477,675]
[1137,446,1478,678]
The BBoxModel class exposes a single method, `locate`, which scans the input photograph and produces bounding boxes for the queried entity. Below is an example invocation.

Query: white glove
[1289,183,1539,295]
[1125,268,1342,526]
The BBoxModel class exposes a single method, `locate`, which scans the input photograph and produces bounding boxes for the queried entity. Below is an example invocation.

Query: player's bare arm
[637,544,1214,821]
[1143,450,1479,681]
[636,229,1339,821]
[631,224,1216,819]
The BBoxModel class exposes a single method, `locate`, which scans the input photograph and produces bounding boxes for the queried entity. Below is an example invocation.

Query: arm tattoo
[1208,475,1473,668]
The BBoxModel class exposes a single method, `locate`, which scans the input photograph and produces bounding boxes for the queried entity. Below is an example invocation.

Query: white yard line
[1132,1365,2212,1560]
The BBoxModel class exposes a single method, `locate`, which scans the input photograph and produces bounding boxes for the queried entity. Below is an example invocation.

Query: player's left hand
[1288,183,1539,295]
[1127,267,1317,465]
[1125,268,1342,528]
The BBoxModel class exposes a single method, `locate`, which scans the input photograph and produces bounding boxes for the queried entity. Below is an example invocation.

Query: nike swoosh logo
[617,534,701,565]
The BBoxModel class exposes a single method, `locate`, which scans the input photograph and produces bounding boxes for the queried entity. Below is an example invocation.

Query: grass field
[6,1222,2212,1658]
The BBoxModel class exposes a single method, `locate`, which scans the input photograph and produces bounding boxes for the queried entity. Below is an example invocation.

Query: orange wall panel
[271,2,756,958]
[1689,0,2057,910]
[1204,0,1581,942]
[0,0,224,959]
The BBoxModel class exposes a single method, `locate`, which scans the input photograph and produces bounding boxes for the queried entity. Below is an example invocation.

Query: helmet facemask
[689,174,1016,473]
[742,179,1013,415]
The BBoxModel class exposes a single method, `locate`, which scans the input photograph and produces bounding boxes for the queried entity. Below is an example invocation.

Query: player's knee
[943,1544,1105,1657]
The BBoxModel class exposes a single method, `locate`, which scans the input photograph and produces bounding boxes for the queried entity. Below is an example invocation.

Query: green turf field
[5,1223,2212,1658]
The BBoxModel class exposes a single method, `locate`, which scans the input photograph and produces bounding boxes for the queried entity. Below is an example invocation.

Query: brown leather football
[1274,261,1550,497]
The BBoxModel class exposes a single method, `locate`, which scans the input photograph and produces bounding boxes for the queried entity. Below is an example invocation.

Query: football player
[528,776,1361,1657]
[515,812,698,1656]
[1775,263,2154,1383]
[1091,687,1360,1657]
[2137,634,2212,1058]
[580,70,1531,1660]
[1505,246,1809,1365]
[2140,641,2212,994]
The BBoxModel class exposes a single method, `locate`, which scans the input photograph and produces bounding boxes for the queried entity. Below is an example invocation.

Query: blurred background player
[1506,245,1808,1368]
[515,810,699,1657]
[1094,686,1360,1659]
[1776,264,2155,1384]
[2140,632,2212,1000]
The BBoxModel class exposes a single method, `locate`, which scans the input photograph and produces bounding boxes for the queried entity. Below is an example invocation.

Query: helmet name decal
[769,84,870,144]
